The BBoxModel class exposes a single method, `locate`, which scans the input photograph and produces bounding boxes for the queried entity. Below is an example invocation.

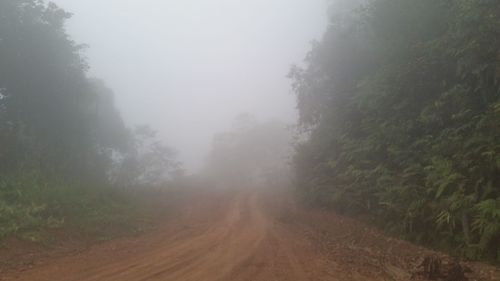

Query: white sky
[52,0,327,171]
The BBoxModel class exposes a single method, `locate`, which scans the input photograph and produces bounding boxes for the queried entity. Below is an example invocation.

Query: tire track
[5,189,426,281]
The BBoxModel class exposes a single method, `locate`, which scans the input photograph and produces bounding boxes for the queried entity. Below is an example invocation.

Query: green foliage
[0,0,131,180]
[0,1,181,241]
[0,172,174,240]
[291,0,500,262]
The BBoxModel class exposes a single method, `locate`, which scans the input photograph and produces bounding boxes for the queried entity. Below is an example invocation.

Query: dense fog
[2,0,500,276]
[51,0,327,171]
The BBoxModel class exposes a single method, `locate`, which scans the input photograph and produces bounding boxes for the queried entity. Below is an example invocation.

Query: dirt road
[4,189,499,281]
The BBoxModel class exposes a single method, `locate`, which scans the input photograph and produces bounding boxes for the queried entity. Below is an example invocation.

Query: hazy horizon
[52,0,328,171]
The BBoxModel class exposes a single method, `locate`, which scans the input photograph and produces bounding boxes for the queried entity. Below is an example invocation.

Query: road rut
[5,190,499,281]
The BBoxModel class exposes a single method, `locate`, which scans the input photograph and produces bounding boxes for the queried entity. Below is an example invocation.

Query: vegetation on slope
[291,0,500,261]
[0,1,179,241]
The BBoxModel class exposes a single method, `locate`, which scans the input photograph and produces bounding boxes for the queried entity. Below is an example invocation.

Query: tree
[111,126,181,188]
[0,1,128,181]
[205,114,292,188]
[291,0,500,261]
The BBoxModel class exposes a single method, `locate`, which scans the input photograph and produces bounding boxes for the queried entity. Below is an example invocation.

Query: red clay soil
[1,189,499,281]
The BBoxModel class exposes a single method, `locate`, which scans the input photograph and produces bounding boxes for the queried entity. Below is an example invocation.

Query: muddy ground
[2,188,499,281]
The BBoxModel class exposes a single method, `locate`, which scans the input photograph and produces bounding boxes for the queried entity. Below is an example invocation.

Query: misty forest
[1,0,500,281]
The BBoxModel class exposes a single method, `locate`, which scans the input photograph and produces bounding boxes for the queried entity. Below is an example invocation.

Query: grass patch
[0,173,178,242]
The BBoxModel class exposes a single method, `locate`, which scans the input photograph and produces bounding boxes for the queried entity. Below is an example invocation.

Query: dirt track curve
[4,189,500,281]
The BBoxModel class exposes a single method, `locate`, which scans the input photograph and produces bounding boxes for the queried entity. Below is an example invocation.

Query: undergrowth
[0,173,176,242]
